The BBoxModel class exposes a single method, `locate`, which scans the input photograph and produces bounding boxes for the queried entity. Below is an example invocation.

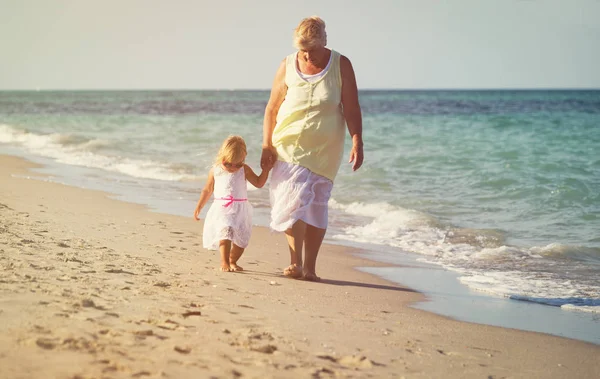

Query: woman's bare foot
[302,272,321,282]
[283,264,303,279]
[230,263,244,271]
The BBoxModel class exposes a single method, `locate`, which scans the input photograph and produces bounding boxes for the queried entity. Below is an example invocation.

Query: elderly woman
[260,16,364,281]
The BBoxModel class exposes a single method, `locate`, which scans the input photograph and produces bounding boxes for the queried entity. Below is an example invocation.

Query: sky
[1,0,599,90]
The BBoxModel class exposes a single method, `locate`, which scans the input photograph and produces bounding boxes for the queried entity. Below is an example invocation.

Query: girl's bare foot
[220,264,232,272]
[230,263,243,271]
[283,264,303,279]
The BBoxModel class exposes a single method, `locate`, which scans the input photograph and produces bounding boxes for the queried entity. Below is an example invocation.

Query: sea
[1,90,599,343]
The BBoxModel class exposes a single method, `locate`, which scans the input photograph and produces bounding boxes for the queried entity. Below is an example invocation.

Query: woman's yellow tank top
[272,50,345,181]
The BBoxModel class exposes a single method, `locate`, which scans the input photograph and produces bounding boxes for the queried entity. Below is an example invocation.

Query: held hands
[261,146,277,171]
[348,139,364,171]
[262,156,275,172]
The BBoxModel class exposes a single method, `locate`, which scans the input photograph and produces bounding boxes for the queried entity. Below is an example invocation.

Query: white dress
[269,161,333,231]
[203,165,253,250]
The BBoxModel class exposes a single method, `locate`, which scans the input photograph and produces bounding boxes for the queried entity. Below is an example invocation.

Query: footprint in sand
[32,325,52,335]
[185,302,204,309]
[174,346,192,354]
[181,311,202,318]
[132,371,152,377]
[36,338,59,349]
[251,344,277,354]
[316,353,382,369]
[79,299,109,311]
[248,331,274,342]
[105,268,136,275]
[153,281,171,288]
[64,256,84,263]
[157,320,182,331]
[133,329,168,341]
[312,367,336,378]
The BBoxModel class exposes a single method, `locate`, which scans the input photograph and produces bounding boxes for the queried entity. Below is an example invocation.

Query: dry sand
[1,154,599,379]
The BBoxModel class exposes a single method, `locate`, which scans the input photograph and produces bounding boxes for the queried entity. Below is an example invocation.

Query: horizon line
[1,87,600,92]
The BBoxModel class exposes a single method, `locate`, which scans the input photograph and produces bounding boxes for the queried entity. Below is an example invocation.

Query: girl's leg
[229,244,245,271]
[283,220,306,278]
[219,239,232,272]
[302,224,326,281]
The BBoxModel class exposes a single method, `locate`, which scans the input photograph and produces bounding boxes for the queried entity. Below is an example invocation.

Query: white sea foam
[457,271,596,304]
[0,124,197,182]
[330,199,446,255]
[561,304,600,313]
[329,198,600,312]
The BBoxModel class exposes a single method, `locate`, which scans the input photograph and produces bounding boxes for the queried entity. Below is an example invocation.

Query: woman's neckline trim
[294,49,334,84]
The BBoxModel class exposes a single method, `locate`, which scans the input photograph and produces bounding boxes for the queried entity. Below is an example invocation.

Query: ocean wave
[330,199,441,228]
[457,270,599,307]
[529,243,600,265]
[330,200,510,257]
[509,295,600,308]
[51,133,112,151]
[329,198,600,312]
[0,124,110,151]
[0,124,198,182]
[561,304,600,313]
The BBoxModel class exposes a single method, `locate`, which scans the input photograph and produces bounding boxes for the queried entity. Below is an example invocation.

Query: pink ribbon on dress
[218,195,248,208]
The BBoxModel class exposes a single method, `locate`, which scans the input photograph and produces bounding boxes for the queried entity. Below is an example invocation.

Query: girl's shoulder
[212,164,224,174]
[242,164,253,175]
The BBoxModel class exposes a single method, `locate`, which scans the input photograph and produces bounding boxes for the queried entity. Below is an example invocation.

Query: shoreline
[8,147,600,345]
[358,248,600,345]
[1,154,599,378]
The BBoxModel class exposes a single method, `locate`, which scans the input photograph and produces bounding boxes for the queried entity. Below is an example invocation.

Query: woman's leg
[229,243,245,271]
[303,224,326,281]
[283,220,306,277]
[219,239,232,272]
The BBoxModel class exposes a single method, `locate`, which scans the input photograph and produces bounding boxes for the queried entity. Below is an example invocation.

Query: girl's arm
[340,55,364,172]
[244,164,271,189]
[261,58,287,170]
[193,168,215,220]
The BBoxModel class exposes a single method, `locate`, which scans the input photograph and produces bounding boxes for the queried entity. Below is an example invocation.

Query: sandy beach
[1,154,599,379]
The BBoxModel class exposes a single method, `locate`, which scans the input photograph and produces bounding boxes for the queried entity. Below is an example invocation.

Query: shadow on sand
[242,269,417,293]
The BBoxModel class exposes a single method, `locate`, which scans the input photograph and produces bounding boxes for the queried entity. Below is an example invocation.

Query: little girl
[193,135,273,272]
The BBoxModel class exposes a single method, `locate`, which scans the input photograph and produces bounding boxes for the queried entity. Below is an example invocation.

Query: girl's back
[212,165,248,200]
[203,164,252,250]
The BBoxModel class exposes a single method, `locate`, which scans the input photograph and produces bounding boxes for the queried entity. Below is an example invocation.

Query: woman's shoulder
[338,53,355,76]
[331,50,349,64]
[279,54,293,70]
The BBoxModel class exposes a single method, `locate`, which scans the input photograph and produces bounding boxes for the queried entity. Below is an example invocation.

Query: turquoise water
[1,90,599,315]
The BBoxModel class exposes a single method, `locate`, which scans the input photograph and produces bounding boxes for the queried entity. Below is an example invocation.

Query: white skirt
[269,161,333,231]
[203,200,253,250]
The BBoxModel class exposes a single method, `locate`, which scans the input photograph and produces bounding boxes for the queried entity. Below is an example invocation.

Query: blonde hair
[293,16,327,50]
[215,135,247,166]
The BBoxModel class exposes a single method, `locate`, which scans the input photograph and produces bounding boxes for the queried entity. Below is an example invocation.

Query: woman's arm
[261,58,287,169]
[340,55,364,171]
[193,168,215,220]
[244,164,271,189]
